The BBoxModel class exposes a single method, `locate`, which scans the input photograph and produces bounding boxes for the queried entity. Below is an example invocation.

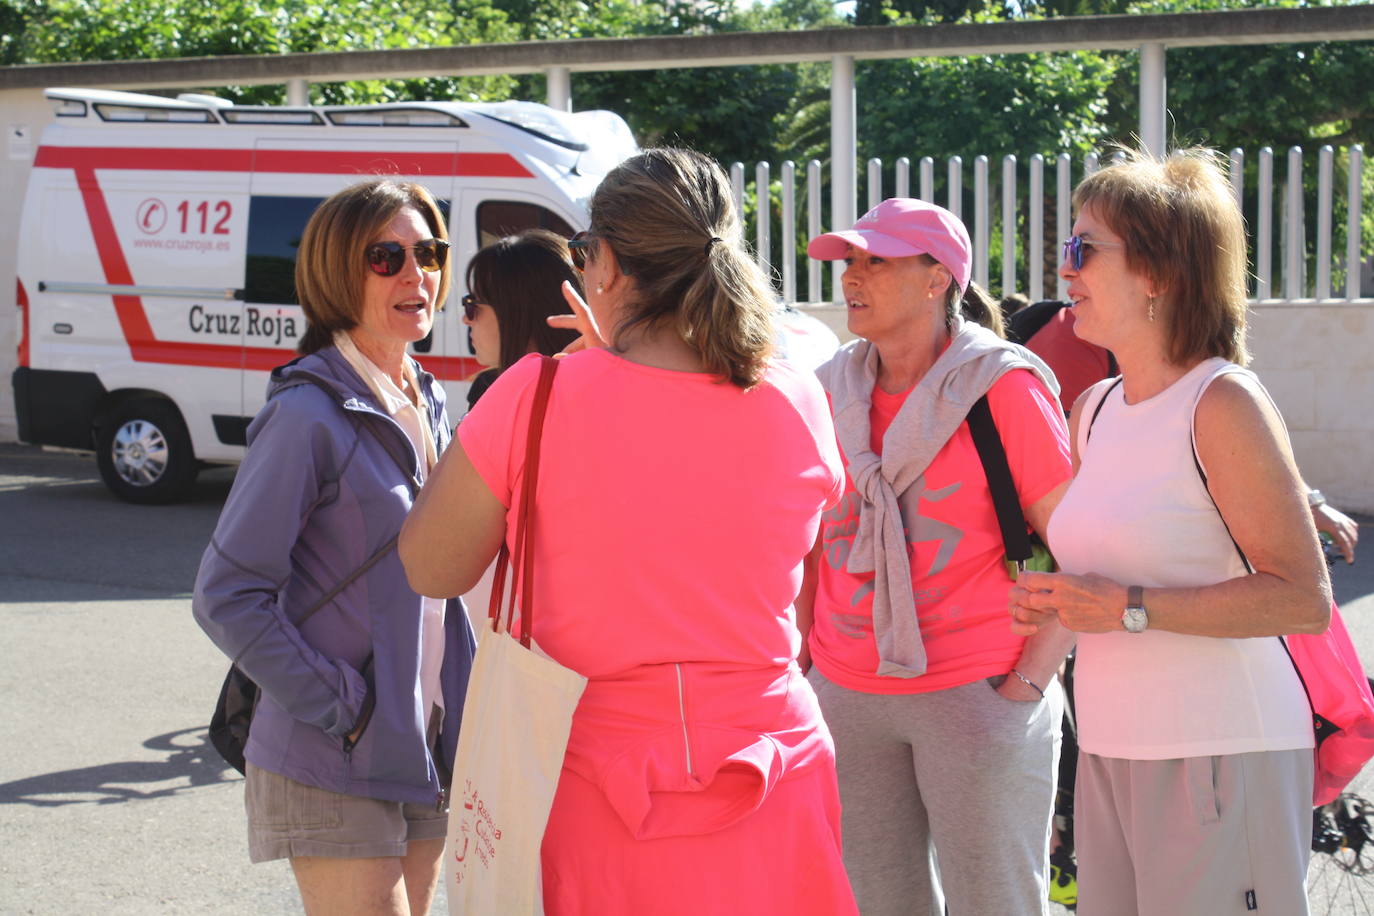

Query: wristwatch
[1122,585,1149,633]
[1308,488,1327,509]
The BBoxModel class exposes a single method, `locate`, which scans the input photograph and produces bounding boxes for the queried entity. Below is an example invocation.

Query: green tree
[10,0,523,104]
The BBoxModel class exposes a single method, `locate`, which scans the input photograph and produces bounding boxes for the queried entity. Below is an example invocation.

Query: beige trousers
[1076,749,1313,916]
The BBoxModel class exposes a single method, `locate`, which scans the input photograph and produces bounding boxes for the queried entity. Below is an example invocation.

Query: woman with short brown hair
[1012,148,1330,915]
[195,177,474,916]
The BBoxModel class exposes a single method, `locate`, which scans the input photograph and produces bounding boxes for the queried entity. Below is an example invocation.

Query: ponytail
[589,148,775,389]
[958,282,1004,338]
[675,236,775,388]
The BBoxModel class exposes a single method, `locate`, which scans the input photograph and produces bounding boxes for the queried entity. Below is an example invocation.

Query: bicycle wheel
[1308,793,1374,916]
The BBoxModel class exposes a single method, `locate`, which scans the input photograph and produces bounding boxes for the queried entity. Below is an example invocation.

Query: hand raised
[547,280,608,356]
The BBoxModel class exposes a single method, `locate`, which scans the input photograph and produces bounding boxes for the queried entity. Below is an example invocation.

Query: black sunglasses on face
[460,293,481,321]
[365,238,450,277]
[567,231,593,272]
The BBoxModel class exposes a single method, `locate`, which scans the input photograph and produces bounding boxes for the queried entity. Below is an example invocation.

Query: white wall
[1249,300,1374,513]
[0,88,55,443]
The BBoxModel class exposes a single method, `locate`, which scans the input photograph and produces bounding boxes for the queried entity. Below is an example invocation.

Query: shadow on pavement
[0,726,238,807]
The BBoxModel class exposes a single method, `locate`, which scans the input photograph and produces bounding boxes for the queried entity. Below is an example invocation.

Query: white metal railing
[733,144,1368,306]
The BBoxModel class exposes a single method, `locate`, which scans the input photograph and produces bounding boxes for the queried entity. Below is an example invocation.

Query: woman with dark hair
[800,197,1074,916]
[399,148,857,914]
[193,178,476,916]
[1011,148,1330,915]
[461,229,581,409]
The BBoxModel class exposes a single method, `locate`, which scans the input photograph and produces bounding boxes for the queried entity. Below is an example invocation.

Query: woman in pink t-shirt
[801,198,1075,916]
[399,149,857,915]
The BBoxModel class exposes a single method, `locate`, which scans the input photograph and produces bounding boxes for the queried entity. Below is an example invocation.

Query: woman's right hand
[547,280,608,355]
[1011,570,1131,635]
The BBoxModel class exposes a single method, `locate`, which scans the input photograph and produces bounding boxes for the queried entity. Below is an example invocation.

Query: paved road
[1,442,1370,914]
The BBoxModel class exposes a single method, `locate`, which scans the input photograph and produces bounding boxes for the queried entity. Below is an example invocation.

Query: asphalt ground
[1,441,1371,915]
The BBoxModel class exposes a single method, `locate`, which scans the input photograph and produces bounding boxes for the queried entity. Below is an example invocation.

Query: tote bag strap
[487,355,560,648]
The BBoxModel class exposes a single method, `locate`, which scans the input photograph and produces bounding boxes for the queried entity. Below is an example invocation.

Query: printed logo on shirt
[897,479,963,577]
[820,474,962,628]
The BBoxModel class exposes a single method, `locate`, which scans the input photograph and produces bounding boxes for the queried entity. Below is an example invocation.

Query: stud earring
[597,283,604,294]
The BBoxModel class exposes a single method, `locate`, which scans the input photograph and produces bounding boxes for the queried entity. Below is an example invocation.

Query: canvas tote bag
[446,356,587,914]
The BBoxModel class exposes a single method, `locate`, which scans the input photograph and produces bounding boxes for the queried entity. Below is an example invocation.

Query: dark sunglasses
[365,238,450,277]
[567,231,593,272]
[460,293,481,321]
[1061,234,1123,271]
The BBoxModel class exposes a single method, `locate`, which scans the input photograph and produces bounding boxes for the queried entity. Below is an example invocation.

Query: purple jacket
[193,345,476,806]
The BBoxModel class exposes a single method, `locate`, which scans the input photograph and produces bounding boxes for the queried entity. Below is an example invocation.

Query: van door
[245,139,459,423]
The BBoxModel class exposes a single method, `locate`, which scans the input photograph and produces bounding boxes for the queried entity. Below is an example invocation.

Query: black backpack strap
[229,533,398,666]
[295,534,399,629]
[966,395,1032,565]
[1084,376,1123,445]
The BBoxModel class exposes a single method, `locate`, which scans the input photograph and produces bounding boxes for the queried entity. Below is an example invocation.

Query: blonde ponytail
[588,148,776,388]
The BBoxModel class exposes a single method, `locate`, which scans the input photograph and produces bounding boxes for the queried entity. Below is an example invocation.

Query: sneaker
[1049,846,1078,910]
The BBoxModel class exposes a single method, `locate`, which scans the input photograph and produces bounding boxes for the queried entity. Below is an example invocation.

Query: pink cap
[807,198,972,293]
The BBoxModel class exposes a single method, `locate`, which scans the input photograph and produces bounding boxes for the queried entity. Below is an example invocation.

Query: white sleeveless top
[1049,357,1313,759]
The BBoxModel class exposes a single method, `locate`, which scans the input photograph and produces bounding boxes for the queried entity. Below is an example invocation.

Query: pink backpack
[1281,604,1374,806]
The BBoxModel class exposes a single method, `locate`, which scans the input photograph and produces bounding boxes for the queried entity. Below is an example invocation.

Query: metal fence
[730,144,1368,306]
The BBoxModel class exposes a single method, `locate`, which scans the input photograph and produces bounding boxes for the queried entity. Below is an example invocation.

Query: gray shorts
[244,762,448,863]
[1076,749,1313,915]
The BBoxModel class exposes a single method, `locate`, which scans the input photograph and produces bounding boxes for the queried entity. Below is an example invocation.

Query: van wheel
[95,398,199,504]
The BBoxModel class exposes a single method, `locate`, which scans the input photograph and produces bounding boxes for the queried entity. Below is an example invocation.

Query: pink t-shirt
[809,369,1072,694]
[459,350,844,678]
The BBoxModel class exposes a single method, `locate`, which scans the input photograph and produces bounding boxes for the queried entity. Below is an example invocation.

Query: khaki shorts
[244,762,448,863]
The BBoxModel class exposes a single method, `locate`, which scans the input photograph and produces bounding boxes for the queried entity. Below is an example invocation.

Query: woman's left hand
[1011,570,1130,634]
[547,280,608,355]
[1313,501,1359,565]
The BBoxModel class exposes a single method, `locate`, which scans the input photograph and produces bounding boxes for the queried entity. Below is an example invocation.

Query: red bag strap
[487,355,559,648]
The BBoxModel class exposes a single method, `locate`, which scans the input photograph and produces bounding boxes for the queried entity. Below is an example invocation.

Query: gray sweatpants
[1076,749,1313,916]
[809,669,1062,916]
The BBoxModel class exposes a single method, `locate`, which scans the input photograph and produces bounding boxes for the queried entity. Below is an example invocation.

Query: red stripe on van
[36,146,532,178]
[16,278,29,367]
[60,162,495,377]
[74,165,158,351]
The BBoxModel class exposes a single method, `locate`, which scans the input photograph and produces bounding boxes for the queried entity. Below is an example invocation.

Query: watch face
[1123,606,1148,633]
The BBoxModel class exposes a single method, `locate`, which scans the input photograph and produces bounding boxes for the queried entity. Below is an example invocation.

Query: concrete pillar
[547,67,572,112]
[286,78,309,107]
[1139,43,1166,157]
[830,54,856,300]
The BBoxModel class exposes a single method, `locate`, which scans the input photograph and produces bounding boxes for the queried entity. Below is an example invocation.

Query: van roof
[44,87,636,160]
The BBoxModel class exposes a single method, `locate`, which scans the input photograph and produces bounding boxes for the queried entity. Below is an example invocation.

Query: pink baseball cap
[808,198,972,293]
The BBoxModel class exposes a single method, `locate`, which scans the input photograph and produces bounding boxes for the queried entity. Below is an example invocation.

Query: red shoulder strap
[488,356,559,648]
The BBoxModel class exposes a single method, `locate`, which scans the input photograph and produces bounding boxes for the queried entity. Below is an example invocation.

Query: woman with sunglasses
[1010,148,1330,915]
[799,197,1075,916]
[194,178,476,916]
[399,148,858,914]
[460,228,581,410]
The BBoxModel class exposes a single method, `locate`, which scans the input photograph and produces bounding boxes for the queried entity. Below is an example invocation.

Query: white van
[13,87,637,503]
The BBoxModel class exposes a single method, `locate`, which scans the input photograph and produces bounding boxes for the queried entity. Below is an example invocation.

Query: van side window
[477,201,575,248]
[243,196,323,305]
[244,195,453,305]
